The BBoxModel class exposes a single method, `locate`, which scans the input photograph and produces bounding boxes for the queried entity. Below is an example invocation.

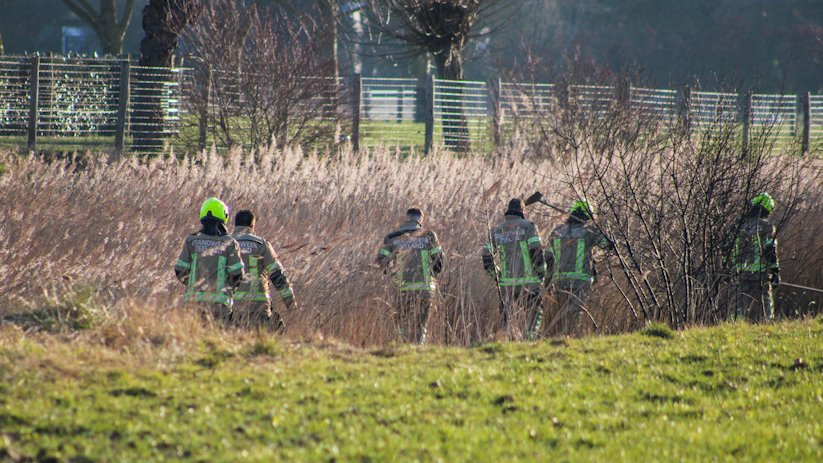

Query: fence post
[351,73,361,152]
[801,92,811,156]
[114,59,131,155]
[26,56,40,151]
[424,74,434,155]
[680,86,691,137]
[198,69,211,151]
[741,90,752,156]
[491,78,502,147]
[616,78,631,107]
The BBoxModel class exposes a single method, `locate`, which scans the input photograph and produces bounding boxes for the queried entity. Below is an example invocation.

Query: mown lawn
[1,319,822,462]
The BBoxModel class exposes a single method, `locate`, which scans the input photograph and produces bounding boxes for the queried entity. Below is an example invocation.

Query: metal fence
[750,93,797,144]
[0,55,185,152]
[359,77,423,149]
[809,95,823,149]
[630,87,677,122]
[433,78,492,152]
[497,81,556,143]
[1,55,821,155]
[0,56,32,139]
[689,91,739,131]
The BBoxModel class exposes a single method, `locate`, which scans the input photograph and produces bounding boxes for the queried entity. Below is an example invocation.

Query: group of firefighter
[173,192,780,343]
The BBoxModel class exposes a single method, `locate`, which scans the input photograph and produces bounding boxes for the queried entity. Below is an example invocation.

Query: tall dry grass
[0,146,820,347]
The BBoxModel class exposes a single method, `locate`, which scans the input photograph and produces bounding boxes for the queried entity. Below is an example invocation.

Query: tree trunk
[98,0,124,54]
[135,0,200,152]
[432,45,469,151]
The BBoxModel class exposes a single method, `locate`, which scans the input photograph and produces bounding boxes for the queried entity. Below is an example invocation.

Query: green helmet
[570,200,593,219]
[751,192,774,214]
[199,197,229,223]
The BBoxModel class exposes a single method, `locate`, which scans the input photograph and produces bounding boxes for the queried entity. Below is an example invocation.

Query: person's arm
[376,236,394,274]
[263,242,295,309]
[543,232,557,288]
[528,224,546,281]
[481,238,497,278]
[429,232,444,276]
[596,228,614,251]
[173,240,192,285]
[226,239,245,289]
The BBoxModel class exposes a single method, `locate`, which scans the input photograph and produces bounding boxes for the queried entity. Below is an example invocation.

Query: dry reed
[0,145,820,347]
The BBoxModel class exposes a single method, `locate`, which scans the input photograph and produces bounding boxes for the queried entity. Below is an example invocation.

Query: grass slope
[1,320,822,462]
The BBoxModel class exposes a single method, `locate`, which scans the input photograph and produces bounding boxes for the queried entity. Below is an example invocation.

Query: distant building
[61,27,95,55]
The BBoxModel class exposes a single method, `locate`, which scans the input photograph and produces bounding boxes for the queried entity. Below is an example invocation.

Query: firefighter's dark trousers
[552,280,591,336]
[394,291,433,345]
[735,277,775,322]
[233,300,285,333]
[198,303,232,328]
[499,285,543,340]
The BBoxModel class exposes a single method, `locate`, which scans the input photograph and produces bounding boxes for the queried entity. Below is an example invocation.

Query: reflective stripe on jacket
[481,215,546,288]
[377,221,444,292]
[174,233,244,306]
[231,226,295,304]
[545,221,609,284]
[733,216,778,276]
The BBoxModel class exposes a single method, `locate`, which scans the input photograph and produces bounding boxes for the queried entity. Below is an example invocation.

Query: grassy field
[1,318,822,462]
[6,119,817,155]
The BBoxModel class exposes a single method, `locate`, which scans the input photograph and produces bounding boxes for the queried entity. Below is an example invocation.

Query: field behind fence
[1,55,822,154]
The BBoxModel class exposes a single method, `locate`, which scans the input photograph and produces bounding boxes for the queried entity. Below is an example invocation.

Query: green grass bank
[1,319,822,462]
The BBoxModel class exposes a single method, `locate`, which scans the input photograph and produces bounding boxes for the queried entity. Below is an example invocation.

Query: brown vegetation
[0,143,820,347]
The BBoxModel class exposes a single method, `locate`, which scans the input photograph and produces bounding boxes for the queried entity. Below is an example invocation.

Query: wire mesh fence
[0,56,30,139]
[129,66,187,152]
[0,56,186,152]
[497,81,556,143]
[0,54,821,155]
[750,93,798,144]
[689,90,739,132]
[630,87,678,124]
[360,77,424,150]
[569,84,616,119]
[809,95,823,151]
[433,78,492,152]
[179,70,343,151]
[37,59,120,138]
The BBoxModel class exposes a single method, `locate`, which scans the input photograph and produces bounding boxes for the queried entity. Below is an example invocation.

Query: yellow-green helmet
[199,197,229,223]
[751,192,774,214]
[570,200,593,219]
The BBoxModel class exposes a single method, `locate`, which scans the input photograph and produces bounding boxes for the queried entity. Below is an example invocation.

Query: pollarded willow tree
[138,0,203,67]
[362,0,517,151]
[363,0,516,80]
[132,0,203,152]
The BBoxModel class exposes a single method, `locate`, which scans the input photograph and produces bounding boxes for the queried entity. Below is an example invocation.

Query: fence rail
[0,55,185,152]
[0,55,821,155]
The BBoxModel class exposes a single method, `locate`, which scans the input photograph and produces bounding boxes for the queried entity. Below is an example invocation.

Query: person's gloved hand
[770,272,780,285]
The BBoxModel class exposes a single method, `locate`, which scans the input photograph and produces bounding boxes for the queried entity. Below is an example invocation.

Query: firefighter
[733,193,779,321]
[173,197,245,326]
[545,200,612,335]
[231,210,296,333]
[376,208,444,345]
[482,198,546,340]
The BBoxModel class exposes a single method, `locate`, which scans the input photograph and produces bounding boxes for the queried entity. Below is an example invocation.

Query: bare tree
[133,0,202,152]
[361,0,517,151]
[363,0,515,80]
[138,0,202,67]
[183,0,339,150]
[527,67,819,329]
[61,0,137,55]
